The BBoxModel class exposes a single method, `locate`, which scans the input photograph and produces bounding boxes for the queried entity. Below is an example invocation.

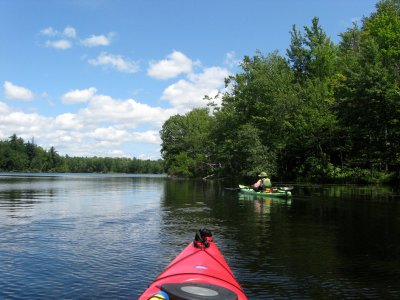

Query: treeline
[160,0,400,184]
[0,134,164,174]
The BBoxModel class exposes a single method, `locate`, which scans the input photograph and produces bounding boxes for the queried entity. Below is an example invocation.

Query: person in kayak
[251,171,272,191]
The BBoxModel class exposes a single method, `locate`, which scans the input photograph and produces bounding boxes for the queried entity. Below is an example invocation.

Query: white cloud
[88,128,161,145]
[225,51,240,68]
[63,26,77,38]
[85,127,161,149]
[3,81,34,100]
[0,92,169,158]
[41,26,77,37]
[54,113,84,130]
[109,149,130,157]
[88,53,140,73]
[148,51,194,80]
[0,111,50,137]
[161,66,229,111]
[88,127,133,143]
[45,39,72,50]
[61,87,97,104]
[59,88,175,129]
[82,34,111,47]
[40,27,58,36]
[0,101,11,114]
[132,130,161,144]
[80,94,175,128]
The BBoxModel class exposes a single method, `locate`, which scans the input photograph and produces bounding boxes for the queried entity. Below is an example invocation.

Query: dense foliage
[160,0,400,184]
[0,134,164,174]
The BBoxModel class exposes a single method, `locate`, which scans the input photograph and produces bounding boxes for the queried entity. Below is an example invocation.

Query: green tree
[363,0,400,75]
[159,4,400,183]
[167,152,195,177]
[213,52,295,178]
[160,108,214,177]
[287,17,337,82]
[286,17,340,179]
[363,0,400,173]
[335,0,400,173]
[218,124,274,177]
[0,135,163,174]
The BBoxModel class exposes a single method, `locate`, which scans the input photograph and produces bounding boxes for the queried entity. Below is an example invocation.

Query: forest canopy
[0,134,164,174]
[160,0,400,184]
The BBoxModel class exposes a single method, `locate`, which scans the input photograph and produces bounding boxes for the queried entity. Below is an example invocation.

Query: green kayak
[239,185,292,198]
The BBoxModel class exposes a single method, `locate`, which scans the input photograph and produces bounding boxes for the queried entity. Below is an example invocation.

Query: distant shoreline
[0,172,168,178]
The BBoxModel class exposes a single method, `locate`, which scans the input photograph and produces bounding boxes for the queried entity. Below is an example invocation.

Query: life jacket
[261,178,271,188]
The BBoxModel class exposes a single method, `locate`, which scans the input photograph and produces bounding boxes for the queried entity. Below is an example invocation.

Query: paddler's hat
[258,171,268,177]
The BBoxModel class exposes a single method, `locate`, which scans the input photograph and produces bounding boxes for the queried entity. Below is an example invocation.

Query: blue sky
[0,0,378,159]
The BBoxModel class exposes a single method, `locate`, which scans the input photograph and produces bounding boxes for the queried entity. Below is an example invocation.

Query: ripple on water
[1,176,400,299]
[1,202,166,299]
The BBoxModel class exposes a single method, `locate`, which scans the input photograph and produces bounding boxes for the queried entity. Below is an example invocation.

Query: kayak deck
[239,185,292,198]
[138,229,247,299]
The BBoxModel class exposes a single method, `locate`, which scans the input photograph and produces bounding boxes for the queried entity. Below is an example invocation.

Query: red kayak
[138,229,247,300]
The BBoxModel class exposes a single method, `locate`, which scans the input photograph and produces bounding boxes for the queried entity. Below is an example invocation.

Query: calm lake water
[0,173,399,299]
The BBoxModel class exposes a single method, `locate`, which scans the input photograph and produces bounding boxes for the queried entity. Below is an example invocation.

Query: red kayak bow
[138,229,247,300]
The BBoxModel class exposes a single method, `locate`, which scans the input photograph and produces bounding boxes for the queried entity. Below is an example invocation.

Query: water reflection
[157,181,400,298]
[0,174,169,299]
[238,194,292,214]
[0,175,399,299]
[295,184,399,201]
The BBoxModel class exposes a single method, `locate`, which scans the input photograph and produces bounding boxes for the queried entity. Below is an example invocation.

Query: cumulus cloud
[88,53,140,73]
[0,89,171,158]
[3,81,34,100]
[40,26,113,50]
[0,111,50,138]
[45,39,72,50]
[40,26,74,49]
[54,113,84,130]
[82,34,111,47]
[60,87,174,128]
[0,101,11,114]
[87,128,161,145]
[88,126,130,141]
[41,26,76,37]
[132,130,161,144]
[224,51,240,68]
[148,51,195,80]
[61,87,97,104]
[63,26,77,38]
[161,66,229,111]
[80,94,175,128]
[40,27,58,36]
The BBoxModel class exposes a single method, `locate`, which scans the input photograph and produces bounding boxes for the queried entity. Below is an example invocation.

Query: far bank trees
[0,134,164,174]
[160,0,400,184]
